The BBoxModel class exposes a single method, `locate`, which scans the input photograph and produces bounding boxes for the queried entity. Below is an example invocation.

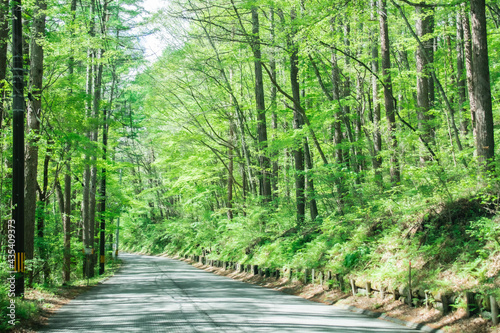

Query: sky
[140,0,168,63]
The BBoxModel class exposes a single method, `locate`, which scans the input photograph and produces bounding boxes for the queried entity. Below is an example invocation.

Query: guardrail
[183,254,499,325]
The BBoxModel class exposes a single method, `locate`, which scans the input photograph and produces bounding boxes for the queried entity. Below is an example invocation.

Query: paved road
[40,253,419,332]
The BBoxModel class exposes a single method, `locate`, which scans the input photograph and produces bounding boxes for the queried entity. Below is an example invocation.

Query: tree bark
[270,7,279,198]
[416,4,432,164]
[456,10,468,136]
[470,0,494,171]
[82,2,95,276]
[63,156,71,282]
[25,0,47,283]
[38,150,51,283]
[290,9,305,226]
[227,130,234,220]
[63,0,77,283]
[462,6,476,142]
[371,0,382,184]
[98,0,109,276]
[379,0,400,185]
[251,7,272,203]
[304,138,318,221]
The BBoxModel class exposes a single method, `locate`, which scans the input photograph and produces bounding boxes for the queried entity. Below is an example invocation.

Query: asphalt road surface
[40,253,420,332]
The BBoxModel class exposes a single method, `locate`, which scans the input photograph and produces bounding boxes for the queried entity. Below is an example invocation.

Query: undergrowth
[122,164,500,298]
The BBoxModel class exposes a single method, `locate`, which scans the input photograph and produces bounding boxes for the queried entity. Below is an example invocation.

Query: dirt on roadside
[182,256,498,333]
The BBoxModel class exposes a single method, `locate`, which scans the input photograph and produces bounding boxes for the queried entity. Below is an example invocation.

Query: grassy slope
[123,179,500,308]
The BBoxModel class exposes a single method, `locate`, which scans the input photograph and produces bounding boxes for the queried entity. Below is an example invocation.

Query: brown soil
[181,256,499,333]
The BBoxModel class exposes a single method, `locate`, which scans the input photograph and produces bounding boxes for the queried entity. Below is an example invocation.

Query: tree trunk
[456,10,468,136]
[379,0,400,185]
[63,157,71,282]
[82,34,94,279]
[270,7,279,198]
[342,23,359,181]
[251,6,272,203]
[98,0,109,276]
[99,106,107,275]
[63,0,76,283]
[304,138,318,221]
[25,0,46,284]
[462,6,476,142]
[371,16,382,184]
[227,138,234,220]
[470,0,494,171]
[290,9,305,226]
[416,5,432,164]
[38,150,51,283]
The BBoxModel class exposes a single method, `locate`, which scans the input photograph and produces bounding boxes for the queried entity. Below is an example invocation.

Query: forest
[1,0,500,330]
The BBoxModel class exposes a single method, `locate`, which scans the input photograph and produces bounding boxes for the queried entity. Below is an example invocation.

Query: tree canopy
[1,0,500,329]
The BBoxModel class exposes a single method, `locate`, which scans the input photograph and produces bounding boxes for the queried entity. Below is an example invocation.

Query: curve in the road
[40,253,421,332]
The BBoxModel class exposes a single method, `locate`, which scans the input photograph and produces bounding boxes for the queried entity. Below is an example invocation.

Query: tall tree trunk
[416,4,432,164]
[290,9,305,226]
[379,0,400,185]
[270,7,279,198]
[456,10,468,136]
[342,22,358,181]
[38,150,51,283]
[98,0,109,276]
[330,47,346,209]
[63,156,71,282]
[371,22,382,184]
[470,0,494,171]
[227,131,234,220]
[462,6,476,142]
[251,6,272,203]
[304,138,318,221]
[99,106,107,275]
[63,0,77,283]
[82,33,94,279]
[25,0,47,284]
[370,1,382,183]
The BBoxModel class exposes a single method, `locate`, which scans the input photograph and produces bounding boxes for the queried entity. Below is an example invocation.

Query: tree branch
[262,62,329,166]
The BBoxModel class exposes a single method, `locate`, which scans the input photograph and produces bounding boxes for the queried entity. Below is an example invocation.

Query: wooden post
[393,287,400,301]
[408,260,412,306]
[491,296,499,325]
[442,294,448,315]
[350,279,357,296]
[311,269,315,284]
[366,282,372,295]
[465,292,475,317]
[407,287,412,306]
[336,274,344,292]
[380,286,385,299]
[302,269,309,284]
